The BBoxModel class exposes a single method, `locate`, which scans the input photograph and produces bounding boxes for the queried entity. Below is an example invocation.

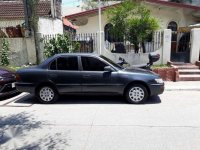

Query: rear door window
[49,56,79,71]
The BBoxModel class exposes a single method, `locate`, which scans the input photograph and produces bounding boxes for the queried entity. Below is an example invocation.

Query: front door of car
[48,56,82,93]
[80,56,119,93]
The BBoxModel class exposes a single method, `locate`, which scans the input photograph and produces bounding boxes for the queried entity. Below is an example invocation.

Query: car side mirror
[104,66,114,72]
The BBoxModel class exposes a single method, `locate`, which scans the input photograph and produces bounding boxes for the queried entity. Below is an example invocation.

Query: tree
[28,0,40,64]
[106,0,159,53]
[127,5,159,52]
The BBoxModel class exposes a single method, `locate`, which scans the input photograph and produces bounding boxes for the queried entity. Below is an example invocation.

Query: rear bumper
[16,83,35,94]
[149,83,164,96]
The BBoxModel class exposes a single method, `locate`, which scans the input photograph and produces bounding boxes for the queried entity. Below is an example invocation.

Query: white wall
[38,18,63,35]
[146,4,196,29]
[76,15,108,34]
[0,20,24,28]
[190,28,200,63]
[0,38,29,66]
[75,3,196,34]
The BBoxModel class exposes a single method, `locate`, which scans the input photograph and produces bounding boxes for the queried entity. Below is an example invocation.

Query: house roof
[64,0,200,20]
[64,3,120,20]
[0,1,51,20]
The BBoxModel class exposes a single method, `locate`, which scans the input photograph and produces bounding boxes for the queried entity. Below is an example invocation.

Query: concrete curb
[164,81,200,91]
[165,88,200,91]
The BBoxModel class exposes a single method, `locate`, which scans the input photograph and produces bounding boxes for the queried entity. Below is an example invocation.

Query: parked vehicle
[117,53,160,70]
[0,67,18,97]
[16,53,164,104]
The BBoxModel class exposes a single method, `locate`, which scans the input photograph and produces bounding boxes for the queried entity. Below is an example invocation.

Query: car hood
[0,67,16,77]
[123,67,158,76]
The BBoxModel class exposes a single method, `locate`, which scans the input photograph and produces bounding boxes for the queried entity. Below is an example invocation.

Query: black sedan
[16,53,164,104]
[0,67,18,97]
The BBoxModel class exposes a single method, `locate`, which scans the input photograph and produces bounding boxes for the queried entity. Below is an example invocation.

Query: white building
[63,0,200,65]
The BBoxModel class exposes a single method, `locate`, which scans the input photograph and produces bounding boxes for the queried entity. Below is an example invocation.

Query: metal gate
[170,30,191,63]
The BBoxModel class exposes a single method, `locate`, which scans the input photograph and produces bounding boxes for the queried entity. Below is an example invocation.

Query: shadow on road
[13,94,35,104]
[0,92,20,101]
[146,96,161,104]
[0,112,69,149]
[7,93,161,105]
[55,95,161,105]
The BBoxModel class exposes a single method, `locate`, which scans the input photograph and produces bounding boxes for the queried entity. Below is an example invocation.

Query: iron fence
[42,31,163,54]
[105,30,163,53]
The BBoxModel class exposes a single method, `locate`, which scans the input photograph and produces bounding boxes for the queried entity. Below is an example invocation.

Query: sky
[62,0,81,6]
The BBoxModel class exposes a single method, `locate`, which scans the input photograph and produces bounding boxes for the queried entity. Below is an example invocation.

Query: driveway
[0,91,200,150]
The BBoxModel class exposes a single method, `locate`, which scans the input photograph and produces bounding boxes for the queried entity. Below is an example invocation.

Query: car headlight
[0,76,3,80]
[155,78,164,84]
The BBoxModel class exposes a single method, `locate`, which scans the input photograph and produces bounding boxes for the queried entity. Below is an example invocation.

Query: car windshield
[100,55,124,70]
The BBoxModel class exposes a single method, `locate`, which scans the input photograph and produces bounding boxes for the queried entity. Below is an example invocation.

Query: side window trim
[48,58,57,70]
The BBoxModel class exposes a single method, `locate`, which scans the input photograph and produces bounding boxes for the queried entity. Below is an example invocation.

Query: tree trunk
[134,43,139,53]
[33,27,40,64]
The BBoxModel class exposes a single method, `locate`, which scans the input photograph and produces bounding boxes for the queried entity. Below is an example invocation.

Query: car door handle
[83,75,91,78]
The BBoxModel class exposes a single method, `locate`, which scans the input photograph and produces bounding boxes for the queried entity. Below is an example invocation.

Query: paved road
[0,91,200,150]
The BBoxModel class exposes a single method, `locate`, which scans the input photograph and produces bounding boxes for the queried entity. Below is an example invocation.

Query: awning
[63,18,79,30]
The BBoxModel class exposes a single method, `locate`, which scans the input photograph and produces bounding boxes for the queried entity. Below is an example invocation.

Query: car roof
[54,53,99,57]
[38,53,101,69]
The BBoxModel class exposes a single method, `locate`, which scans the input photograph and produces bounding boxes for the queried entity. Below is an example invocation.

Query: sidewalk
[165,81,200,91]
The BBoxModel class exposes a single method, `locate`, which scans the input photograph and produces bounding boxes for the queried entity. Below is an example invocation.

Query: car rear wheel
[125,84,148,104]
[37,86,58,104]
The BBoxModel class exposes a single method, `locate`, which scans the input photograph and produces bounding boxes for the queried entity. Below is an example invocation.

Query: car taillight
[15,74,21,81]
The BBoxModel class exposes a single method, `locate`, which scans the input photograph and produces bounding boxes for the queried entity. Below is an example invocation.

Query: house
[63,0,200,66]
[0,0,63,66]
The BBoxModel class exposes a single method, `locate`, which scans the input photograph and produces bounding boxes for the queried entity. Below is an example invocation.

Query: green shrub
[44,34,80,58]
[152,64,170,69]
[1,38,10,66]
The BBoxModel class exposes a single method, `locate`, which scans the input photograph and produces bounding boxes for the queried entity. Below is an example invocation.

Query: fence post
[162,29,172,64]
[190,28,200,63]
[97,31,104,55]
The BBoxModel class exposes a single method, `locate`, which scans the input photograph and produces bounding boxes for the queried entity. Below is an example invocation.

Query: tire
[125,84,148,104]
[36,86,58,104]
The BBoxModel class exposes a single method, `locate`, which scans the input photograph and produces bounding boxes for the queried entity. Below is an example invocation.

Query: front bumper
[149,83,164,96]
[0,82,18,97]
[16,82,35,94]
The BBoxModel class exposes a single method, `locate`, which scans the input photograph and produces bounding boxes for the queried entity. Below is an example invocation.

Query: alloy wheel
[129,87,145,102]
[39,87,55,102]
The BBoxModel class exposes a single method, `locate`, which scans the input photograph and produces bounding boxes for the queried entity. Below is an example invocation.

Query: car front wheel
[125,84,148,104]
[37,86,58,104]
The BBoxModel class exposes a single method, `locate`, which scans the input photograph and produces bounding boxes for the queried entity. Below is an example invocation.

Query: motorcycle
[117,53,160,70]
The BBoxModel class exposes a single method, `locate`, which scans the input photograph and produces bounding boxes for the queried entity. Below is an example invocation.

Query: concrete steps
[169,62,200,81]
[175,65,199,69]
[179,75,200,81]
[179,69,200,75]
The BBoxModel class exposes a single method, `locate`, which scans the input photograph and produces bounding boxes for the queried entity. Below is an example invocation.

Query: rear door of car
[80,56,119,94]
[48,56,82,94]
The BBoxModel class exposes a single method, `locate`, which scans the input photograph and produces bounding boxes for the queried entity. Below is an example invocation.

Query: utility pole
[98,0,102,54]
[23,0,29,29]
